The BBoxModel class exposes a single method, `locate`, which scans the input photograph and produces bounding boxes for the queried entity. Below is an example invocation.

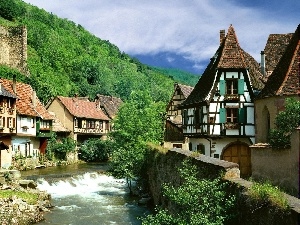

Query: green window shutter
[219,108,226,123]
[238,79,244,94]
[238,108,246,123]
[219,80,226,95]
[183,110,188,125]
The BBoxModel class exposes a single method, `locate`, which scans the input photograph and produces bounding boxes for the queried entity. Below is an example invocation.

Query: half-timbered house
[164,83,193,149]
[180,25,264,177]
[1,77,53,159]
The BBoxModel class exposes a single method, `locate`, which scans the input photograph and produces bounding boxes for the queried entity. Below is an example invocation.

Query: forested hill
[0,0,199,104]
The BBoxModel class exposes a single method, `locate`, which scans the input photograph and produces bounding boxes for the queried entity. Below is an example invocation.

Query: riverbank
[0,170,52,224]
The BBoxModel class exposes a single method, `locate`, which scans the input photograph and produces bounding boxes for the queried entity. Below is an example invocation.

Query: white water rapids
[36,172,148,225]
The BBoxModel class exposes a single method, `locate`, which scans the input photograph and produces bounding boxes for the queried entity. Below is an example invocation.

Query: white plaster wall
[17,116,36,136]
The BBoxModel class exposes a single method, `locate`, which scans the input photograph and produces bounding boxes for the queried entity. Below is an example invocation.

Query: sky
[22,0,300,74]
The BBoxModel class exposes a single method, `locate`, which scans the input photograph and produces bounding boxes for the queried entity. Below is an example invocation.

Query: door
[222,143,251,178]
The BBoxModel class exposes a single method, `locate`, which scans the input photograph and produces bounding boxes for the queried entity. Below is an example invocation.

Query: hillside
[0,0,199,104]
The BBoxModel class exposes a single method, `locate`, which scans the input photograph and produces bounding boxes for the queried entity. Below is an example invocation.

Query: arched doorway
[222,142,251,178]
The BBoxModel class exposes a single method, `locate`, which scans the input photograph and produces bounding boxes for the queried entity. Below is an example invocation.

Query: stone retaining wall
[145,147,300,225]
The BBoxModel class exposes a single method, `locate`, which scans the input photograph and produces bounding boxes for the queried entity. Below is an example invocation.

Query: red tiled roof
[181,25,264,107]
[95,95,123,119]
[257,24,300,98]
[57,96,110,120]
[1,78,53,120]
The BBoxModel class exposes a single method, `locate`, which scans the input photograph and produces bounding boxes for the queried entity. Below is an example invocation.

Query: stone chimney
[32,90,36,107]
[260,51,265,76]
[220,30,225,44]
[13,74,16,94]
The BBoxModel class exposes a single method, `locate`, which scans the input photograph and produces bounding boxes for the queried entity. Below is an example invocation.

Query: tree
[269,98,300,148]
[0,0,24,21]
[109,90,165,193]
[141,160,236,225]
[46,134,76,160]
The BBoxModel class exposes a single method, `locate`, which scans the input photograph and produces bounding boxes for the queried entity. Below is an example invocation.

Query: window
[87,120,95,129]
[219,79,244,96]
[74,118,78,128]
[194,108,203,128]
[183,110,188,126]
[226,108,238,123]
[226,79,238,95]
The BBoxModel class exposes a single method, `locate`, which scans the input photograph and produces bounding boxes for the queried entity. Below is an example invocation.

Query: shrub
[269,98,300,148]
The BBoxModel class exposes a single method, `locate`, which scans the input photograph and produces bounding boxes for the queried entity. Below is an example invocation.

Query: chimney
[13,74,16,94]
[32,91,36,107]
[260,51,265,76]
[220,30,225,44]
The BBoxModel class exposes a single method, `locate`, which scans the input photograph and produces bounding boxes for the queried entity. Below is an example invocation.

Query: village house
[0,77,53,167]
[179,25,265,178]
[46,96,111,145]
[164,83,193,150]
[251,24,300,195]
[0,82,17,168]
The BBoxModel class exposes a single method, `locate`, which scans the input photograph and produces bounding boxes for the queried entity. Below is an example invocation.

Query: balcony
[74,127,104,134]
[224,94,239,101]
[224,122,239,130]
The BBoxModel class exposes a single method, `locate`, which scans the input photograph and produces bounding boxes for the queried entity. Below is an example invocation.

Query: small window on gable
[226,79,238,95]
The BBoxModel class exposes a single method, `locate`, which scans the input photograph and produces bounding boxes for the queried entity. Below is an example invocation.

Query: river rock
[19,179,37,189]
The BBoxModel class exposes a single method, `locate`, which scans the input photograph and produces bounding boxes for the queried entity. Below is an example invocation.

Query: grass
[0,190,39,205]
[248,181,289,211]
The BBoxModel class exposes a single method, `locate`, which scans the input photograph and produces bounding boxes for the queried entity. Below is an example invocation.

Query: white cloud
[22,0,299,69]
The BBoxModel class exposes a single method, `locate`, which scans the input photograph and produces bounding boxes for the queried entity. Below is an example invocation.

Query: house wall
[188,137,252,158]
[0,25,28,74]
[17,115,36,136]
[11,136,38,158]
[251,129,300,197]
[255,95,300,143]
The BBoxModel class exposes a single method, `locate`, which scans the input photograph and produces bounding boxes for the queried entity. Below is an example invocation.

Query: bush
[79,138,113,162]
[46,134,76,160]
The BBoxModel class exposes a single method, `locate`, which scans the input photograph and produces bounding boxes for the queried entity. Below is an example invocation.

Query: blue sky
[22,0,300,74]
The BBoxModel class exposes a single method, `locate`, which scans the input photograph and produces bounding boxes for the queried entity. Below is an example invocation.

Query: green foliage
[0,0,25,21]
[269,98,300,148]
[46,134,76,161]
[109,91,165,192]
[248,181,289,211]
[141,160,236,225]
[79,138,113,162]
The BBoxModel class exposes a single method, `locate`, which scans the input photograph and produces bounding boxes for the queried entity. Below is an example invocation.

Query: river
[21,163,150,225]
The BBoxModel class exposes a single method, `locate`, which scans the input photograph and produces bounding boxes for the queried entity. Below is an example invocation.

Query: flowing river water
[21,163,150,225]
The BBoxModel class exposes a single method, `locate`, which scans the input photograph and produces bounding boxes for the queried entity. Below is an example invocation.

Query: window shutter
[183,110,188,125]
[238,79,244,94]
[219,108,226,123]
[219,80,226,95]
[238,108,246,123]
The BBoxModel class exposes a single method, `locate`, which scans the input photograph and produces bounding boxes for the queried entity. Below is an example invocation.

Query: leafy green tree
[79,138,113,162]
[141,160,236,225]
[269,98,300,148]
[109,90,165,193]
[46,134,76,160]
